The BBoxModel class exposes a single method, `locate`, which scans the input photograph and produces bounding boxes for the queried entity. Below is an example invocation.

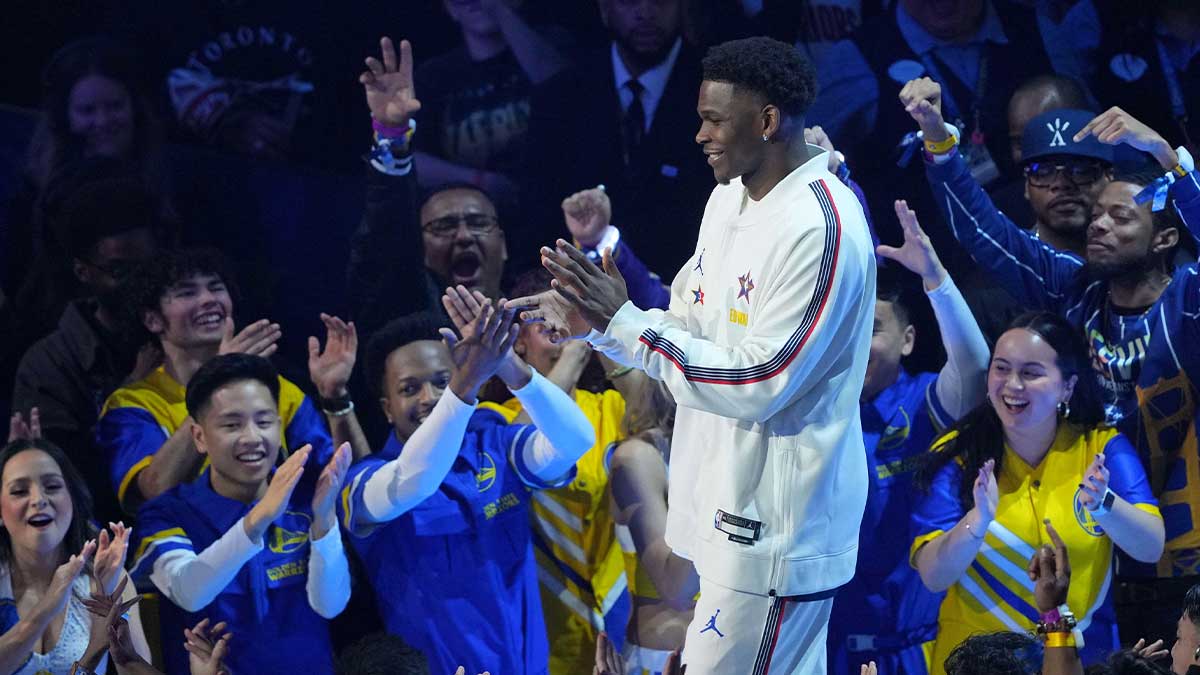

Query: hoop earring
[1057,400,1070,418]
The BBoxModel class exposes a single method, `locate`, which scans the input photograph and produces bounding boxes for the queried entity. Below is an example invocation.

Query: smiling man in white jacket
[510,36,876,675]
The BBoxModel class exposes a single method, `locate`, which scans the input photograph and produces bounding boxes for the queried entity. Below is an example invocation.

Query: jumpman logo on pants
[700,609,725,637]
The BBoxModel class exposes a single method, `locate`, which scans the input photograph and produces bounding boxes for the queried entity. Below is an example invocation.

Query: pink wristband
[372,118,410,139]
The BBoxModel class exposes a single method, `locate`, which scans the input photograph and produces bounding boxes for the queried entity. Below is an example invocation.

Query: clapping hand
[517,240,629,336]
[243,445,310,542]
[310,443,352,540]
[441,298,520,401]
[92,521,131,596]
[218,318,281,358]
[877,200,948,290]
[7,408,41,442]
[308,314,358,400]
[1027,520,1070,613]
[1078,453,1111,513]
[860,662,878,675]
[185,618,232,675]
[82,575,143,666]
[361,37,421,128]
[973,459,999,524]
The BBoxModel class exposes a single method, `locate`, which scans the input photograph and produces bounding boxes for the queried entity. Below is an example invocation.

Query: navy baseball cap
[1021,109,1114,165]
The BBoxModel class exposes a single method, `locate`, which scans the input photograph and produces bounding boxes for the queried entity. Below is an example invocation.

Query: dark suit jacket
[521,44,714,278]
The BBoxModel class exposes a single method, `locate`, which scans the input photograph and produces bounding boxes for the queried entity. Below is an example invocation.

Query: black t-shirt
[414,29,568,175]
[119,0,365,170]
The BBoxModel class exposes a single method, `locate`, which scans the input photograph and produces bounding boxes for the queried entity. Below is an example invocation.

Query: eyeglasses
[421,213,500,239]
[1024,161,1105,187]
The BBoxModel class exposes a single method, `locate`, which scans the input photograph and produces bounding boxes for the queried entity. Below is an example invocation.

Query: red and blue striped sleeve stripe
[636,179,843,385]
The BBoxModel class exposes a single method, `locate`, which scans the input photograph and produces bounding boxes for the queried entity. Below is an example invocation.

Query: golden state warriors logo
[879,407,912,451]
[476,451,497,492]
[269,511,312,553]
[1073,488,1104,537]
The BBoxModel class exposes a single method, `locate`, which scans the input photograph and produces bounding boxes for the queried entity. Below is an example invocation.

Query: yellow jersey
[497,389,629,675]
[910,425,1160,671]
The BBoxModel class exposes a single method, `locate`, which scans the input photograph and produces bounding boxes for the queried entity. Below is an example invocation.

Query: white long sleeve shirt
[588,147,876,596]
[149,516,350,618]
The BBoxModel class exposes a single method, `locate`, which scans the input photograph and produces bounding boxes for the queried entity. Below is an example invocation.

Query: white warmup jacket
[588,147,875,597]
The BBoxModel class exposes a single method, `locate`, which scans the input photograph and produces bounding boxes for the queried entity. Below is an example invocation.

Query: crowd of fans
[2,0,1200,673]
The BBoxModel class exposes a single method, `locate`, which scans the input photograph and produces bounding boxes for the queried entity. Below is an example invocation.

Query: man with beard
[901,77,1200,637]
[10,167,160,521]
[1017,108,1114,256]
[346,37,510,340]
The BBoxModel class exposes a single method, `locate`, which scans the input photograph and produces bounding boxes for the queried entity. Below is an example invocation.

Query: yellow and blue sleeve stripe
[130,527,193,581]
[95,406,169,508]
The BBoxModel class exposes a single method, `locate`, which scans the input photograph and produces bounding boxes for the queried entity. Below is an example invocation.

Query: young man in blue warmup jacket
[341,298,595,675]
[131,354,353,674]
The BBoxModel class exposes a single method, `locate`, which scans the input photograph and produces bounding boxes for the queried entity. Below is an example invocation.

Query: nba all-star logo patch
[692,285,704,305]
[737,271,754,303]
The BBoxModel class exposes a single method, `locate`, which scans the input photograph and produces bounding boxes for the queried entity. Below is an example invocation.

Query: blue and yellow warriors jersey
[130,471,334,675]
[500,390,631,675]
[338,406,575,675]
[95,365,332,510]
[910,426,1160,671]
[828,370,950,675]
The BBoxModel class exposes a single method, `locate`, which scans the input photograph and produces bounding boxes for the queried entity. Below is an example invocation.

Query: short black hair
[41,157,161,259]
[1109,166,1190,260]
[1184,584,1200,629]
[875,265,913,326]
[120,247,237,342]
[701,37,817,117]
[365,311,446,396]
[1010,74,1089,112]
[336,632,428,675]
[185,353,280,421]
[943,632,1042,675]
[418,181,498,217]
[508,267,553,300]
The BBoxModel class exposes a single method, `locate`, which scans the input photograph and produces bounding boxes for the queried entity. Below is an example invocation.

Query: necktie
[622,78,645,164]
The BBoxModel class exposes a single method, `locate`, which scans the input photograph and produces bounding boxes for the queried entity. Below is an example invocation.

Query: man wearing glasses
[1018,108,1114,256]
[10,165,161,522]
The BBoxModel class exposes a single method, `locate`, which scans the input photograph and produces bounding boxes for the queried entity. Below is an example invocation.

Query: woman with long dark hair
[0,438,148,673]
[911,311,1165,671]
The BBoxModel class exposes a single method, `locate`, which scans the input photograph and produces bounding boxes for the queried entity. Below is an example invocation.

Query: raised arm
[878,200,989,423]
[900,77,1083,310]
[352,302,520,528]
[346,37,430,332]
[307,314,371,460]
[1073,106,1200,242]
[562,187,670,311]
[483,0,569,84]
[441,287,594,483]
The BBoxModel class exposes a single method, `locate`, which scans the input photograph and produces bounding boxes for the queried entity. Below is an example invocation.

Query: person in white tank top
[0,437,150,674]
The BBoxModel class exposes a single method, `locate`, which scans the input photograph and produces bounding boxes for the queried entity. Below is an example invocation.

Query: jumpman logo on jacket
[700,609,725,637]
[694,248,705,275]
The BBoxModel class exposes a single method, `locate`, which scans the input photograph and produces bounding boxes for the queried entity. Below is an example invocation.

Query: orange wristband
[924,134,958,155]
